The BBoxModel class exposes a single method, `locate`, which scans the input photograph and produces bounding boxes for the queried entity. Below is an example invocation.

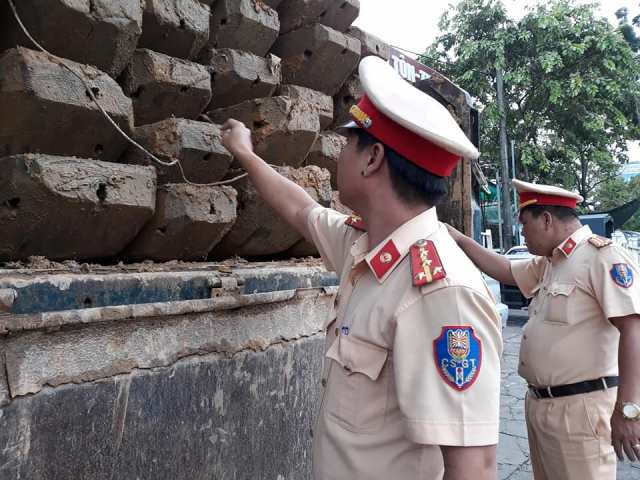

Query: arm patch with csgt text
[433,326,482,391]
[610,263,634,288]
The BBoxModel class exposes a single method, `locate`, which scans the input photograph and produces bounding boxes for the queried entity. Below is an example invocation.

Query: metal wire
[6,0,250,186]
[388,43,427,59]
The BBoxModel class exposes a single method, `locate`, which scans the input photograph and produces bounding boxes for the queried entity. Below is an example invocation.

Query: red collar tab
[350,95,461,177]
[561,238,577,256]
[518,192,578,210]
[410,239,447,286]
[369,240,401,280]
[589,236,612,249]
[345,214,367,231]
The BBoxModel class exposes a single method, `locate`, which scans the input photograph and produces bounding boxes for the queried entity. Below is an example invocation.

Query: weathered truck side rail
[0,266,337,480]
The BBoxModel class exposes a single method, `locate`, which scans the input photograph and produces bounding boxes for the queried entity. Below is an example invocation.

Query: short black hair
[520,204,579,222]
[353,129,448,207]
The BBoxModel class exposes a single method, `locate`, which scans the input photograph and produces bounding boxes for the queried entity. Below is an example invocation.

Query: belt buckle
[529,386,541,399]
[546,386,554,398]
[601,377,608,390]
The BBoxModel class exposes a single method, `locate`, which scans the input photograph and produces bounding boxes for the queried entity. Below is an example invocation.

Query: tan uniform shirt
[307,206,503,480]
[511,225,640,387]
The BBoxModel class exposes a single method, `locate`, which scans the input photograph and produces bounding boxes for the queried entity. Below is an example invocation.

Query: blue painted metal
[1,267,340,316]
[4,275,215,315]
[237,269,339,295]
[580,213,615,238]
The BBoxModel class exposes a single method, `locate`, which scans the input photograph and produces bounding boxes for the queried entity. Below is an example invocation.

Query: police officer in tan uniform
[220,56,503,479]
[449,179,640,479]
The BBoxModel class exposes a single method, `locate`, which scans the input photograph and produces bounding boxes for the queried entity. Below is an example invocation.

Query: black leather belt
[528,376,618,399]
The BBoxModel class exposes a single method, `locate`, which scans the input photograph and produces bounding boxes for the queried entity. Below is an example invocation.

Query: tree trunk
[580,155,589,207]
[496,67,513,249]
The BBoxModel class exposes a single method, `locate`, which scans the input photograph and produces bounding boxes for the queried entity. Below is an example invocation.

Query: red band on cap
[351,96,461,177]
[519,192,578,210]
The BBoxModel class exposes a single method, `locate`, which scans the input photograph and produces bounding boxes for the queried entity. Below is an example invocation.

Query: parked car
[483,273,509,329]
[501,246,533,309]
[504,245,531,259]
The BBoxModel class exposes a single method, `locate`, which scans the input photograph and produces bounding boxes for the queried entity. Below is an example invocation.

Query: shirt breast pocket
[325,335,390,433]
[544,283,576,325]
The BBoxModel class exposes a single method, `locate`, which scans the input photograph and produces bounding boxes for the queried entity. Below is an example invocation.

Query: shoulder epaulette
[410,239,447,287]
[588,236,613,249]
[345,214,367,231]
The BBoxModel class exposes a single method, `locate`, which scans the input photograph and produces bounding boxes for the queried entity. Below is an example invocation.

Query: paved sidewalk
[498,323,640,479]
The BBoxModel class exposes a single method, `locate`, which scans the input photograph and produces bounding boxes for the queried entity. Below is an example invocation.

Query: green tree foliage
[422,0,640,209]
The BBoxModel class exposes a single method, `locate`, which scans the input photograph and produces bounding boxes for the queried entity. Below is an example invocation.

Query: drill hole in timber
[220,18,228,26]
[304,50,313,60]
[4,197,20,208]
[96,183,107,202]
[85,87,100,99]
[131,86,145,98]
[94,144,104,156]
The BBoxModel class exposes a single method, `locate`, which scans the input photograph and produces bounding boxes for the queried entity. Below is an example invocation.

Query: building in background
[622,162,640,182]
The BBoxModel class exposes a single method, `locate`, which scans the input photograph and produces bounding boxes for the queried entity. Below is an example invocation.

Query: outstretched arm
[221,119,319,241]
[446,225,516,286]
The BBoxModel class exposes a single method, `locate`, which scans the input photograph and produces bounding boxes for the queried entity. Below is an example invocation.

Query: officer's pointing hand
[221,119,254,158]
[612,409,640,462]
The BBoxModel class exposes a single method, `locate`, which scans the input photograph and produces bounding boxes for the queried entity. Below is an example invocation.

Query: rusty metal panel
[0,269,334,479]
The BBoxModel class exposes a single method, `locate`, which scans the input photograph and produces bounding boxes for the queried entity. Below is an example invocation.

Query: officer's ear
[542,210,554,230]
[363,142,386,174]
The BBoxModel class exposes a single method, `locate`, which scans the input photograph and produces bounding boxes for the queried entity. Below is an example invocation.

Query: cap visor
[335,120,359,135]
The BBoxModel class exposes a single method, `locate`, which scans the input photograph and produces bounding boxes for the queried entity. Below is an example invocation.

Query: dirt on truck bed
[1,255,326,277]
